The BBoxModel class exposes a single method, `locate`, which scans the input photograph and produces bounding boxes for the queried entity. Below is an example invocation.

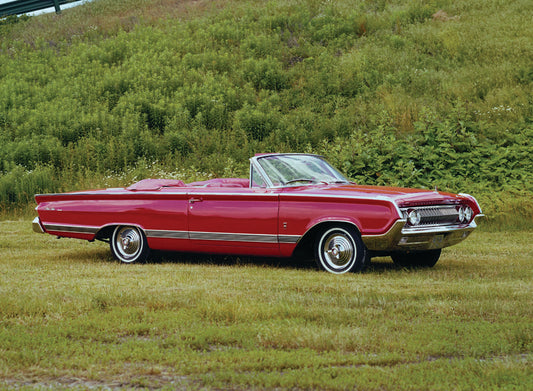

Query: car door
[187,187,280,256]
[141,190,190,252]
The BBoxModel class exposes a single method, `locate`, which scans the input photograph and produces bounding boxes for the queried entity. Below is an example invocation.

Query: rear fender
[95,223,147,242]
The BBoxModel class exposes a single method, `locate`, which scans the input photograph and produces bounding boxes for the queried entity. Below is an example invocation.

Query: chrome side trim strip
[37,191,272,197]
[39,222,300,245]
[279,192,396,203]
[146,230,300,244]
[145,230,188,239]
[43,223,98,235]
[37,189,394,202]
[189,231,278,243]
[278,235,301,244]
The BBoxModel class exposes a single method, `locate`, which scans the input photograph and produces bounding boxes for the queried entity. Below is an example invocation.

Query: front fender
[303,216,363,235]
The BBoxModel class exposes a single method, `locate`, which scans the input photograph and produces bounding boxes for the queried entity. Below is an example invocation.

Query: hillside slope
[0,0,532,223]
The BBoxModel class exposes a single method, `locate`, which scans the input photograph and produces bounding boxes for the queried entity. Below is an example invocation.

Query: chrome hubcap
[322,233,354,269]
[115,227,142,259]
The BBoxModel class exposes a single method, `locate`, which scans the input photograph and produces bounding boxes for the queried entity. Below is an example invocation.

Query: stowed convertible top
[126,179,185,191]
[126,178,249,191]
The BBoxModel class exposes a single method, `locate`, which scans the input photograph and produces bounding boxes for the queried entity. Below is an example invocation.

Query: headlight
[407,209,421,226]
[463,206,473,223]
[458,206,465,223]
[457,205,473,223]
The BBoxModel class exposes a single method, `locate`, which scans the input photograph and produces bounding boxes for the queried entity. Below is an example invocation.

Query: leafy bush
[0,165,58,210]
[0,0,532,223]
[235,104,280,141]
[243,57,289,91]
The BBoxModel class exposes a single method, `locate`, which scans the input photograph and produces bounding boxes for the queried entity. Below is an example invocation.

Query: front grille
[402,205,459,226]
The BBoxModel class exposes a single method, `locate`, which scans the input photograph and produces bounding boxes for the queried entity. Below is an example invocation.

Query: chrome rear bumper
[32,217,45,234]
[362,214,485,252]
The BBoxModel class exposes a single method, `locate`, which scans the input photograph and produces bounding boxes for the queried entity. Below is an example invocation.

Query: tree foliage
[0,0,532,214]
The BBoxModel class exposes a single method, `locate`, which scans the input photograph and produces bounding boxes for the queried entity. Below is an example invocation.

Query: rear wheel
[110,226,149,263]
[391,249,441,268]
[315,226,367,274]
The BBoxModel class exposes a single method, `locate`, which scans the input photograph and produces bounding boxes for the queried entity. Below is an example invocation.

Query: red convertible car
[33,153,484,274]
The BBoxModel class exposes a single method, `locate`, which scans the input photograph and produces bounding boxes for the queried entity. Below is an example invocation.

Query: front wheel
[315,226,367,274]
[110,226,150,263]
[391,249,441,268]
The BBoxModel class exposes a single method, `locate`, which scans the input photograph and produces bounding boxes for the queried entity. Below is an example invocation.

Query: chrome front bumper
[32,217,45,234]
[362,214,485,252]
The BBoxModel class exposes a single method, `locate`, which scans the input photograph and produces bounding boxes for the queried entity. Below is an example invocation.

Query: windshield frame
[249,153,349,188]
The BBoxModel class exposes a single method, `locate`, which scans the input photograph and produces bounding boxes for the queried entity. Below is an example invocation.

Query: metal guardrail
[0,1,78,17]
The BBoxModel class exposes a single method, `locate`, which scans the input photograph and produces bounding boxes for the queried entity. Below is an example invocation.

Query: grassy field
[0,220,531,390]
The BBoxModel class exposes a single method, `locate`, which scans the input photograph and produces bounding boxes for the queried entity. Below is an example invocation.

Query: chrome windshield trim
[250,158,274,188]
[250,153,348,189]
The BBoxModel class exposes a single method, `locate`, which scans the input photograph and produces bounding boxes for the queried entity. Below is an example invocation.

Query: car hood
[282,183,470,207]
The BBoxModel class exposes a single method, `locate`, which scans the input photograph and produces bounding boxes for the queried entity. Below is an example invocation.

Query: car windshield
[256,154,349,187]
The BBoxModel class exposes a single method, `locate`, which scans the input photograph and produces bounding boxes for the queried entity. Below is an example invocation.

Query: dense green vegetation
[1,220,532,389]
[0,0,532,225]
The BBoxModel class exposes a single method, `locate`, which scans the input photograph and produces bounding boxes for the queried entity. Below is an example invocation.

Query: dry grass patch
[0,220,531,389]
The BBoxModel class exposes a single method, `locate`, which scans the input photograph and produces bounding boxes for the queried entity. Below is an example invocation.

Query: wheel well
[292,221,361,260]
[95,225,116,242]
[96,224,148,243]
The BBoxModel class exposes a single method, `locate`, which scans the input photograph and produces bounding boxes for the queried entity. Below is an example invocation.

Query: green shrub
[0,165,59,209]
[0,0,531,222]
[235,104,280,141]
[243,57,289,91]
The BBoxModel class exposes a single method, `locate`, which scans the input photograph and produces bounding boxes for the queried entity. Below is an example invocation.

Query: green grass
[1,220,531,389]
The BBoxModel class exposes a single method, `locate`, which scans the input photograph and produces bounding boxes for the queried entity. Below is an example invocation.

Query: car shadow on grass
[60,248,402,273]
[366,257,404,272]
[147,251,403,273]
[147,250,318,271]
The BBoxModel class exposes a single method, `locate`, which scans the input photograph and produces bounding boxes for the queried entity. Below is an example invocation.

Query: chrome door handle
[188,198,202,204]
